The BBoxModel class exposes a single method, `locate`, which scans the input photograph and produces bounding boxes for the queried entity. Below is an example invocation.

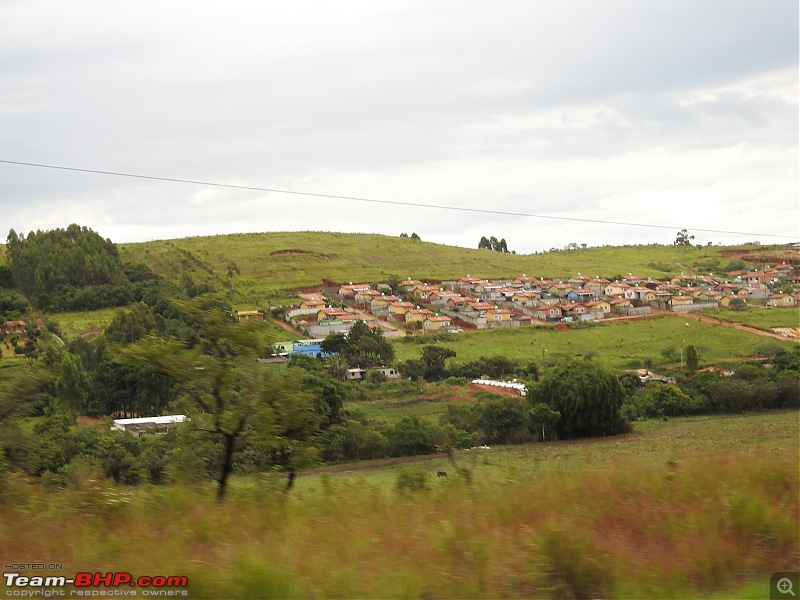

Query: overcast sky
[1,1,797,253]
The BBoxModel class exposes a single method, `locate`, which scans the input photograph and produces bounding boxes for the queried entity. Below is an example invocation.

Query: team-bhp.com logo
[4,572,189,596]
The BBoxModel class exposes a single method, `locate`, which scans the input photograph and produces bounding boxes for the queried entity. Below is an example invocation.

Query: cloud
[0,1,796,253]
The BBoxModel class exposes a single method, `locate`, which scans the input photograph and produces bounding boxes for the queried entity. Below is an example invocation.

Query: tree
[421,345,456,381]
[684,344,700,373]
[728,297,746,311]
[119,296,320,500]
[478,235,511,253]
[55,352,89,418]
[534,359,626,438]
[674,229,695,246]
[529,402,560,441]
[410,233,421,240]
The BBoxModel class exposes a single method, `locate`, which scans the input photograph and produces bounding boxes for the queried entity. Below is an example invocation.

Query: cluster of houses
[276,264,799,337]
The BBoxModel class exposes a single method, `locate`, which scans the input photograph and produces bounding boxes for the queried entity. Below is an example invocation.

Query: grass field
[44,308,119,342]
[703,306,800,331]
[393,314,797,371]
[2,410,797,598]
[347,382,484,425]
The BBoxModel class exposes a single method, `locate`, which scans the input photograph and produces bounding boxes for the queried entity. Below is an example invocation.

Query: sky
[1,1,798,254]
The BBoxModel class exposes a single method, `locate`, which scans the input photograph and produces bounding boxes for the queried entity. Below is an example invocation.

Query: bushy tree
[421,345,456,381]
[534,359,626,438]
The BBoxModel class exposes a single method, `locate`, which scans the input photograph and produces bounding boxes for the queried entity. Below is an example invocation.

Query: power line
[0,158,795,239]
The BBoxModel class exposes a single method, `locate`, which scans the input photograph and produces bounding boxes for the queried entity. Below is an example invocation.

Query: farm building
[469,379,527,397]
[112,415,188,437]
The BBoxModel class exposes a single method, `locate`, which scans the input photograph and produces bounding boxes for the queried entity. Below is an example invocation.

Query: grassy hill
[116,231,790,305]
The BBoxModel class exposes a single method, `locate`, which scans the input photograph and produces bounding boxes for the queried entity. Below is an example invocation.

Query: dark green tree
[421,345,456,381]
[55,352,89,418]
[684,344,700,373]
[535,359,626,438]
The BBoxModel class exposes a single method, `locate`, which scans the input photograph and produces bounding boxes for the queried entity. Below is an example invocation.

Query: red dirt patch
[270,249,312,255]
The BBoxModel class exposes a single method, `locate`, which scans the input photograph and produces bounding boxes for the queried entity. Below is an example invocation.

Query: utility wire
[0,159,795,239]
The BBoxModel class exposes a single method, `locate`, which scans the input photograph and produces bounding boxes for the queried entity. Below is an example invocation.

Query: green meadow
[393,314,796,371]
[2,410,797,599]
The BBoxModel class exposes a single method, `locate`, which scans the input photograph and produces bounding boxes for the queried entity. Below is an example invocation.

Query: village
[228,262,800,362]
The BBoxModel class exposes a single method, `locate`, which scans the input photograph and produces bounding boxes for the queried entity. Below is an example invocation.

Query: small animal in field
[437,471,447,478]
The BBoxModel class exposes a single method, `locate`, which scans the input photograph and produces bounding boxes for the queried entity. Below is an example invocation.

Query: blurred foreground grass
[1,411,798,598]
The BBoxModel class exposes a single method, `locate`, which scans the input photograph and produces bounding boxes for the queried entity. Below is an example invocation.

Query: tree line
[5,225,136,312]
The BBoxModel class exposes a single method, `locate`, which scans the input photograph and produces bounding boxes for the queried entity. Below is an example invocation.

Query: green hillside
[116,231,788,305]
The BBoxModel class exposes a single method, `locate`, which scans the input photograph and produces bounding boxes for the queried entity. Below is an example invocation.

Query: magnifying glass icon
[778,578,796,597]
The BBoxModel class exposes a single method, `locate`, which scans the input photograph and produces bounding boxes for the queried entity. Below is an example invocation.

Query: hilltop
[115,231,791,305]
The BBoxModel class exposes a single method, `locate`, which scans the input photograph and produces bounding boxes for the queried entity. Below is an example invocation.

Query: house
[429,289,461,305]
[535,305,563,321]
[603,283,628,297]
[513,275,540,286]
[586,300,611,314]
[623,287,639,301]
[609,298,633,311]
[548,284,573,297]
[695,291,721,301]
[232,310,266,322]
[668,296,694,308]
[485,308,513,322]
[388,301,415,320]
[411,284,438,300]
[317,308,349,322]
[347,366,400,381]
[562,303,589,319]
[465,301,496,315]
[274,339,329,358]
[402,278,423,292]
[424,315,452,330]
[370,294,400,312]
[457,276,484,288]
[634,289,657,302]
[1,320,27,334]
[586,278,610,295]
[567,275,588,286]
[511,291,541,306]
[354,288,381,304]
[112,415,188,437]
[446,296,470,309]
[405,308,434,324]
[337,283,373,298]
[742,271,772,286]
[566,287,595,301]
[299,298,325,311]
[767,294,795,308]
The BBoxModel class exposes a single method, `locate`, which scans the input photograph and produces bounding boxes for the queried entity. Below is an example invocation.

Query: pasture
[393,314,797,371]
[1,411,797,599]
